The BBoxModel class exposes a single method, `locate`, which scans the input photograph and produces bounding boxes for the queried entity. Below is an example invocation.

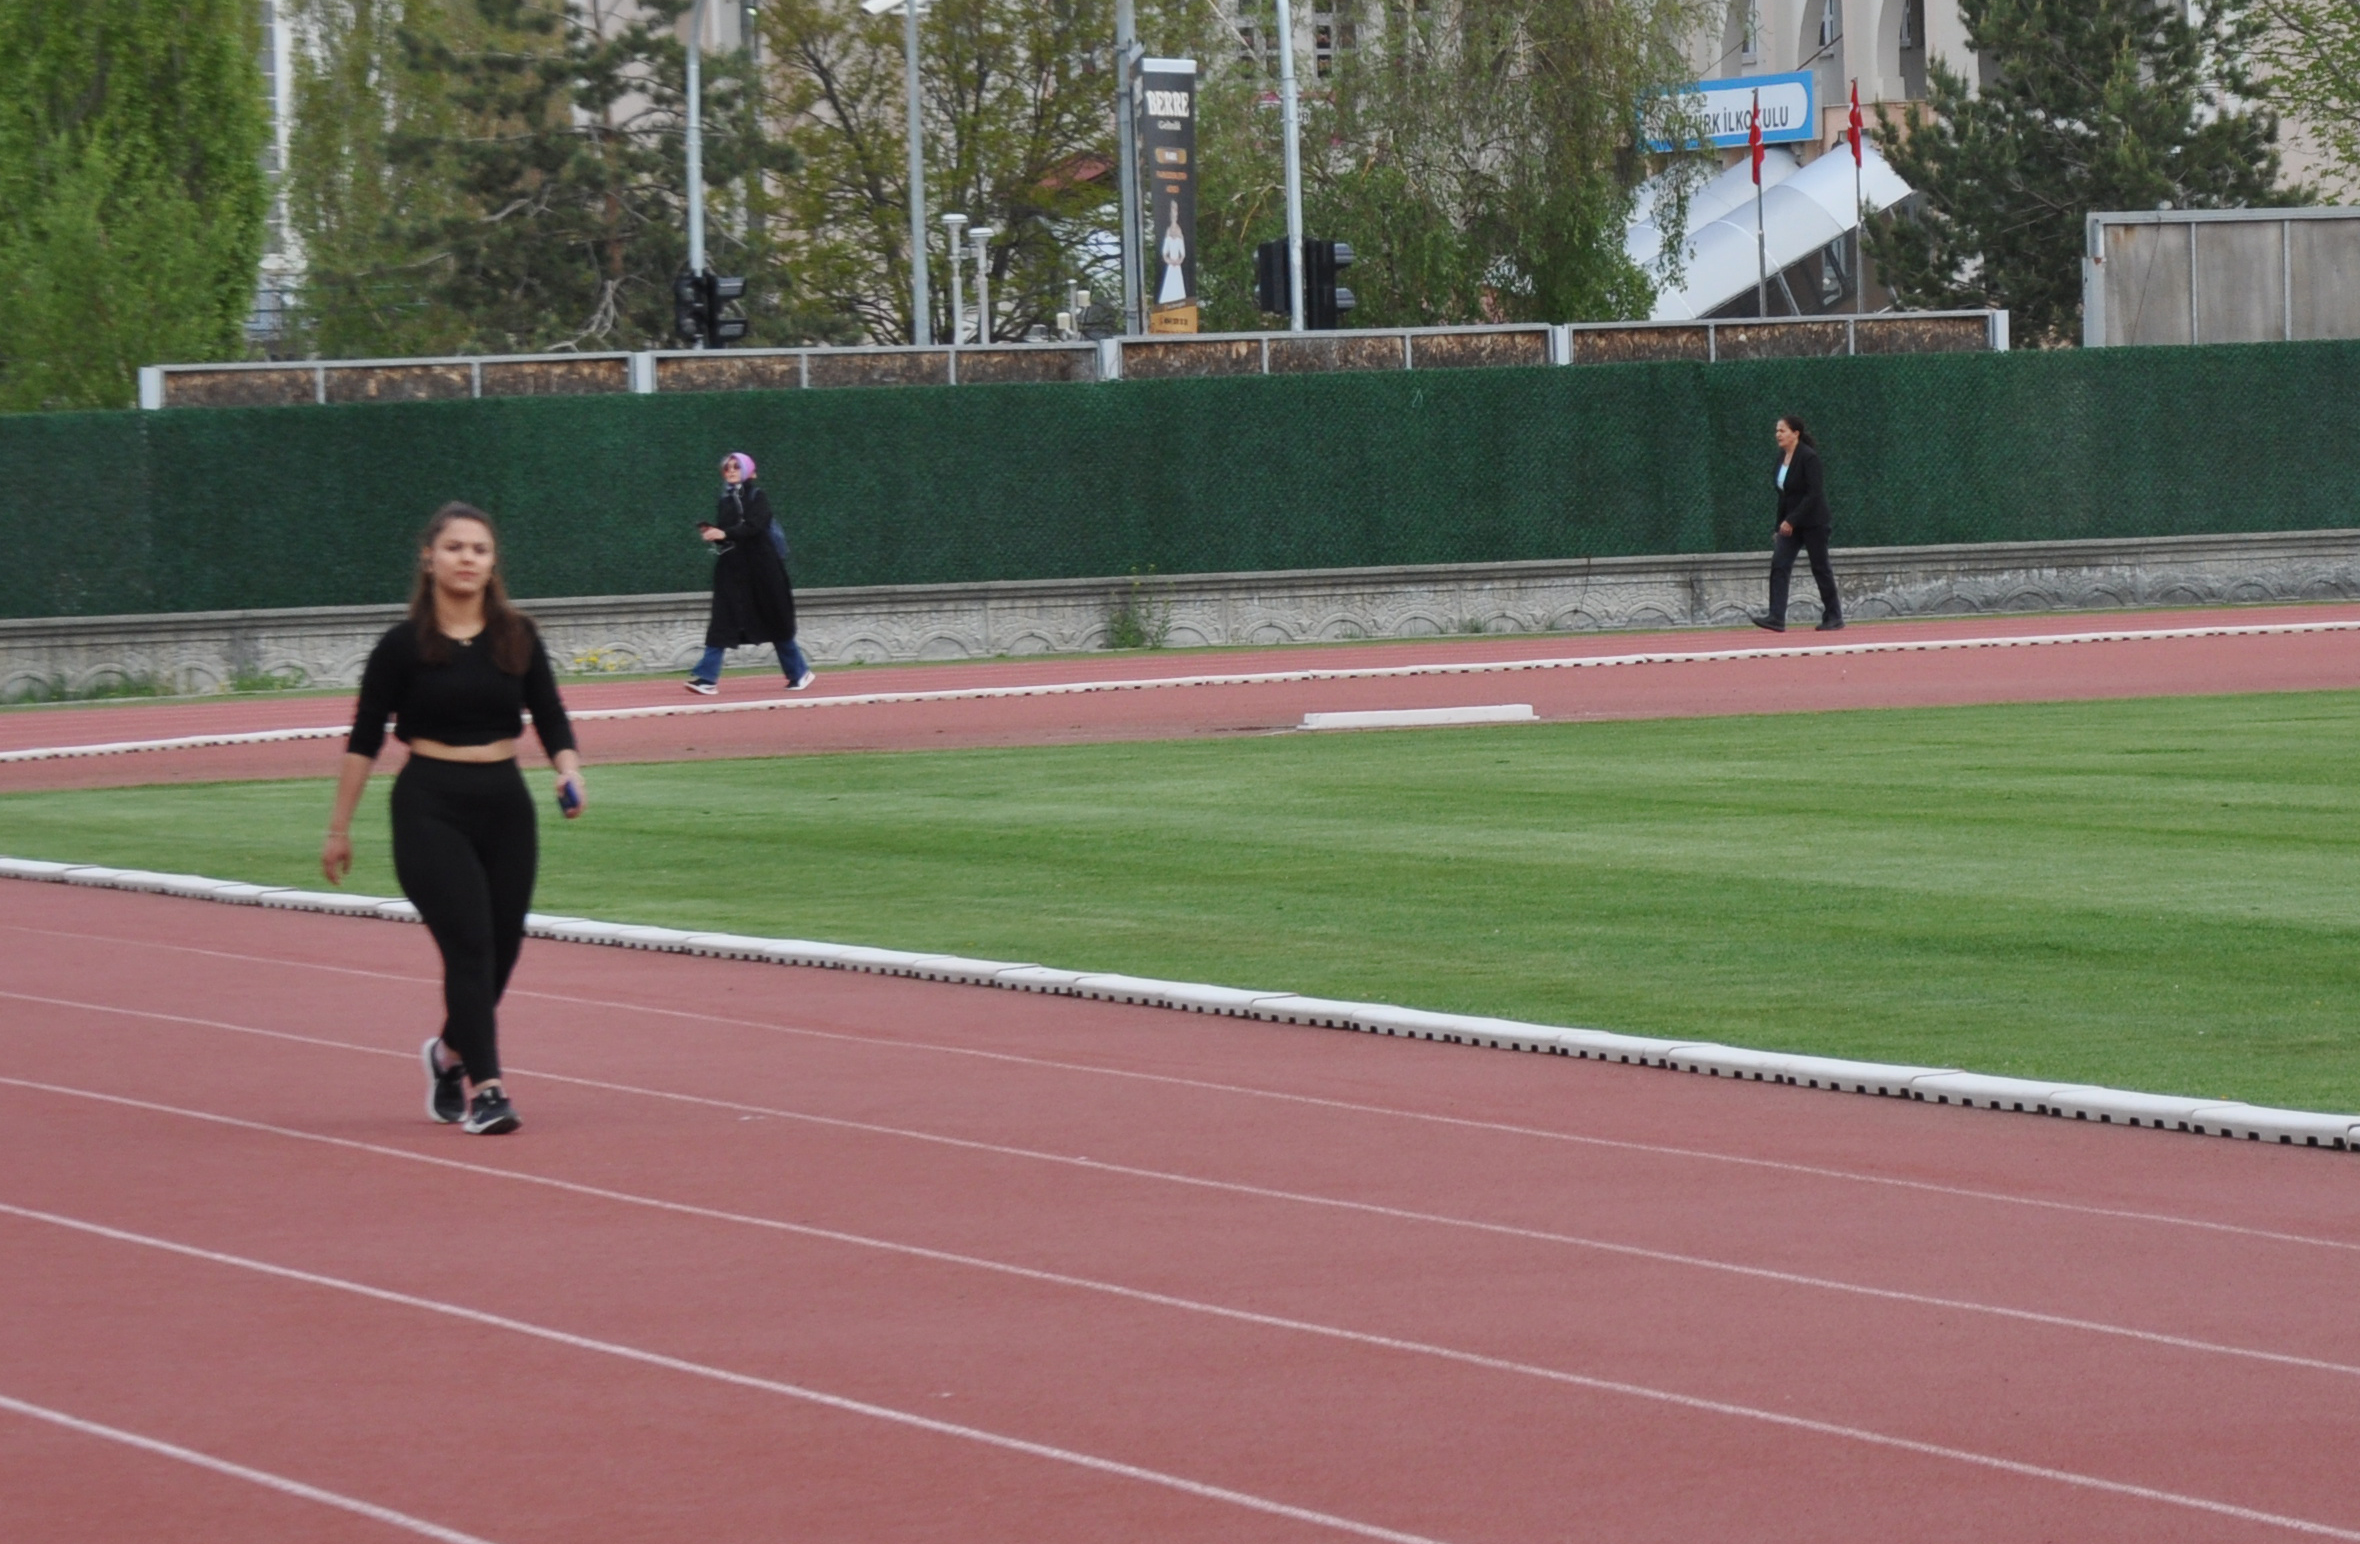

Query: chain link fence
[6,340,2358,621]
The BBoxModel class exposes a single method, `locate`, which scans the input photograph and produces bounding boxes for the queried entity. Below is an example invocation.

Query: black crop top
[346,620,578,759]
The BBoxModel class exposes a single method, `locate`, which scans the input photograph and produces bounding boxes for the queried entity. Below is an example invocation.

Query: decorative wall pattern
[5,530,2354,702]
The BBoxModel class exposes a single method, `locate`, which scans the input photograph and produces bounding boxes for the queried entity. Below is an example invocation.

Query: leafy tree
[0,0,268,410]
[1868,0,2298,346]
[1192,0,1711,332]
[290,0,835,356]
[2258,0,2360,193]
[761,0,1170,343]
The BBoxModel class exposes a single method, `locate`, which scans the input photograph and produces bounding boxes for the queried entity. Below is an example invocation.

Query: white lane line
[2,1193,2353,1542]
[0,1201,1446,1544]
[0,1391,496,1544]
[6,920,2356,1257]
[5,618,2354,762]
[5,992,2355,1382]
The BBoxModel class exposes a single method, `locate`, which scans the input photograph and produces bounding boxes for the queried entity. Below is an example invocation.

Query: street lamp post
[942,212,968,343]
[969,225,995,343]
[686,0,710,284]
[863,0,932,344]
[1114,0,1142,334]
[1275,0,1304,332]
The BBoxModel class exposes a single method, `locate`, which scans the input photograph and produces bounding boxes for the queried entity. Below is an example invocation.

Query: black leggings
[391,756,537,1084]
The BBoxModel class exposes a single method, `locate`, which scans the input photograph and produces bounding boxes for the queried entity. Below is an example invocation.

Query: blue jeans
[692,640,808,684]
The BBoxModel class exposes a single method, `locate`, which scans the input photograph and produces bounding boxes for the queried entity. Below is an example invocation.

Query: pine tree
[292,0,821,356]
[0,0,269,410]
[1867,0,2297,346]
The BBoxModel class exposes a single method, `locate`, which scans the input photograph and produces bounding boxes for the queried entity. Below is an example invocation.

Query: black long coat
[1774,442,1832,531]
[703,482,798,648]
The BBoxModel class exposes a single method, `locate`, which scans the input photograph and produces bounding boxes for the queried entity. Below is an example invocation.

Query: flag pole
[1751,89,1766,317]
[1849,80,1865,316]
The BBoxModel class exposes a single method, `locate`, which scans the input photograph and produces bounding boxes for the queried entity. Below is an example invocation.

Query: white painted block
[906,954,1037,985]
[996,965,1095,992]
[1911,1071,2063,1110]
[829,944,932,972]
[1247,994,1381,1027]
[678,931,784,960]
[0,858,75,879]
[2042,1085,2212,1128]
[2182,1102,2356,1147]
[1300,704,1538,731]
[208,884,292,904]
[1762,1053,1952,1093]
[259,888,399,916]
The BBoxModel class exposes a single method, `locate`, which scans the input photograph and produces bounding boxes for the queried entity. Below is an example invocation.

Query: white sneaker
[790,669,816,690]
[685,679,718,696]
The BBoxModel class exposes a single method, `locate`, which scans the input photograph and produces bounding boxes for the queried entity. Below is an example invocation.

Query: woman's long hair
[408,502,536,674]
[1780,414,1819,450]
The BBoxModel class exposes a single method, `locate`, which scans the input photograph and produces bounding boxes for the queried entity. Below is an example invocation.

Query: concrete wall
[5,529,2355,701]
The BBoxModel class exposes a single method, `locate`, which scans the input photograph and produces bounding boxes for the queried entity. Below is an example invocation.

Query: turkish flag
[1848,79,1863,165]
[1749,95,1764,183]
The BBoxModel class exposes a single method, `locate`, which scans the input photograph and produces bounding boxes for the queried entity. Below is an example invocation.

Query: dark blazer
[703,482,798,648]
[1774,442,1831,531]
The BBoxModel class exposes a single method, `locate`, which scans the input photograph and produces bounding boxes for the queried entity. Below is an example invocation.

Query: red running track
[5,604,2358,792]
[4,878,2358,1544]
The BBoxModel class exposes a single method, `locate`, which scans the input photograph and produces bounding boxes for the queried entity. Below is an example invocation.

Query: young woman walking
[322,503,586,1135]
[686,451,812,695]
[1752,414,1844,633]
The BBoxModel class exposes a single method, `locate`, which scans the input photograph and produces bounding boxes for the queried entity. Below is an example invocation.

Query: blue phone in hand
[556,779,581,816]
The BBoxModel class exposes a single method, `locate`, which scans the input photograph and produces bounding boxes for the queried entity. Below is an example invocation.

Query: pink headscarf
[721,451,758,480]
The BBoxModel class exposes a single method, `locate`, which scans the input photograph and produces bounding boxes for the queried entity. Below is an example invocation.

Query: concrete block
[996,965,1095,992]
[906,954,1037,986]
[2182,1102,2358,1148]
[2041,1085,2214,1128]
[1911,1071,2064,1111]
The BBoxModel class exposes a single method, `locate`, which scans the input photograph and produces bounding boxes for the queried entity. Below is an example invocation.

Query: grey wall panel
[2291,220,2360,341]
[2194,221,2286,344]
[2105,223,2192,346]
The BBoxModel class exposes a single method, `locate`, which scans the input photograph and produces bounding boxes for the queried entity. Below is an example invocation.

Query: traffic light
[1250,238,1354,328]
[702,272,749,345]
[673,270,707,345]
[1254,239,1289,315]
[1304,239,1355,330]
[672,269,751,347]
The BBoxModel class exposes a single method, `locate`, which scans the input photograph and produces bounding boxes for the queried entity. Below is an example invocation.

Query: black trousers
[1769,526,1840,624]
[391,756,537,1084]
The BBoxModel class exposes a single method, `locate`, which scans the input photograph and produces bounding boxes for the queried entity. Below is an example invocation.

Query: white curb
[4,853,2353,1153]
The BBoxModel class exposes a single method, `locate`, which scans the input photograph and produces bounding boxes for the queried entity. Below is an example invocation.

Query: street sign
[1647,72,1815,151]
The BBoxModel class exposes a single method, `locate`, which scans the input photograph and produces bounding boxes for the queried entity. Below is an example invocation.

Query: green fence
[4,340,2357,620]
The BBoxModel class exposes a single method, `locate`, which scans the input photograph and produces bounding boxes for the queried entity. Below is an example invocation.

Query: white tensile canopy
[1627,144,1913,321]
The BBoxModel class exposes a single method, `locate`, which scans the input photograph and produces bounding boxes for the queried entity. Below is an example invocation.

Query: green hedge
[4,340,2357,620]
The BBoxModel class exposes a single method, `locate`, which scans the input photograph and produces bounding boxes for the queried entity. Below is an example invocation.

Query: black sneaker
[1750,614,1786,633]
[463,1086,520,1135]
[1815,615,1847,632]
[423,1038,466,1124]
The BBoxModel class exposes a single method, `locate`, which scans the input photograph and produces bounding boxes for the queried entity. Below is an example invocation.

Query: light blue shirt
[1776,461,1789,490]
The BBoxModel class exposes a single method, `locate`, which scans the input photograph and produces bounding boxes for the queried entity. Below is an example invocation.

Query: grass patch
[5,692,2359,1110]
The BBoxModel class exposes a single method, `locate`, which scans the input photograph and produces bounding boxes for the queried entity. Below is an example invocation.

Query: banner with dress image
[1136,57,1198,333]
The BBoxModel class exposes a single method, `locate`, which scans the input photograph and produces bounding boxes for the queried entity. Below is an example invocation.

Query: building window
[1818,0,1841,47]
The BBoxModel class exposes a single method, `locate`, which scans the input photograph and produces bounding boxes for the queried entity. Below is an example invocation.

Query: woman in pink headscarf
[688,451,813,694]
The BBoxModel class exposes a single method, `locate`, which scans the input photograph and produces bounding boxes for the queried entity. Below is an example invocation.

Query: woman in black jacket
[1752,415,1844,633]
[686,452,812,694]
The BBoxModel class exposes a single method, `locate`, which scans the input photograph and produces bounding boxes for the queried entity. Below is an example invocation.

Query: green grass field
[6,691,2358,1110]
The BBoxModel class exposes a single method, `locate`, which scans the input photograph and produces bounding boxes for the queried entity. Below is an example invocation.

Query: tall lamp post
[1114,0,1142,333]
[942,212,968,343]
[685,0,711,284]
[1275,0,1304,332]
[863,0,932,344]
[969,225,996,343]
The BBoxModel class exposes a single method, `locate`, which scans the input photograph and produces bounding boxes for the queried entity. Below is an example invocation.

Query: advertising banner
[1645,72,1815,151]
[1136,56,1199,333]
